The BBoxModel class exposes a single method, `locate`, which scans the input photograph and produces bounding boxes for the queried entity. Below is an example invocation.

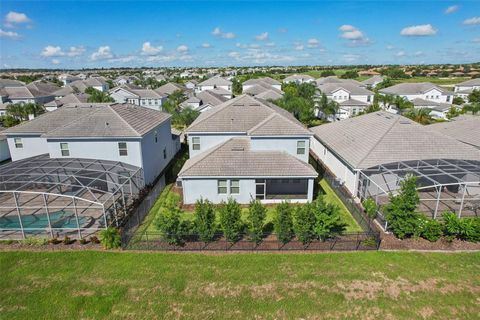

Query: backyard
[0,251,478,319]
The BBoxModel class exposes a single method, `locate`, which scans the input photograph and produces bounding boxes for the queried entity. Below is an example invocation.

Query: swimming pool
[0,210,89,230]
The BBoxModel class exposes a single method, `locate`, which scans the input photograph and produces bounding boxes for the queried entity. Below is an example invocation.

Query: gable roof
[316,76,363,87]
[255,89,284,101]
[243,77,280,86]
[4,103,170,138]
[196,90,228,106]
[361,75,384,85]
[186,94,311,136]
[154,82,186,96]
[317,83,373,96]
[310,111,480,169]
[455,78,480,87]
[179,137,317,177]
[284,74,315,82]
[198,75,232,86]
[426,115,480,148]
[379,82,451,95]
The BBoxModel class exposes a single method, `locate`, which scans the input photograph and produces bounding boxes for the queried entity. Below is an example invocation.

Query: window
[154,130,158,143]
[217,180,227,194]
[163,148,167,159]
[192,137,200,150]
[14,138,23,149]
[230,180,240,194]
[118,142,128,156]
[60,143,70,156]
[367,95,371,102]
[297,141,306,155]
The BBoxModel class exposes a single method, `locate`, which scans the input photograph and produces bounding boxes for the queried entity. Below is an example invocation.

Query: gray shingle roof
[338,98,369,107]
[361,75,384,85]
[4,103,170,138]
[284,74,315,82]
[317,83,373,96]
[154,82,186,96]
[255,89,283,101]
[379,82,451,95]
[310,111,480,169]
[426,115,480,148]
[455,78,480,87]
[316,76,363,86]
[198,76,232,86]
[179,137,317,177]
[243,77,280,86]
[186,94,311,136]
[196,90,228,106]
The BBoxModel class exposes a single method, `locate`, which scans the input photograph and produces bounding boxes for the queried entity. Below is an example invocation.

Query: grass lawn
[0,251,478,319]
[139,178,362,235]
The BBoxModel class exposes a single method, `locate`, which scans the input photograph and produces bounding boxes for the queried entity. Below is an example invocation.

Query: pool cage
[357,159,480,230]
[0,154,144,240]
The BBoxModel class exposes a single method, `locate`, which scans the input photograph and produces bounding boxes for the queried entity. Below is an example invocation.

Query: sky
[0,1,479,69]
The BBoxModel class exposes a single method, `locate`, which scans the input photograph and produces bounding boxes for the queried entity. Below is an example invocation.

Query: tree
[232,78,242,96]
[172,107,200,128]
[340,70,359,79]
[293,203,316,244]
[320,70,335,77]
[446,106,461,119]
[463,103,480,115]
[452,96,465,105]
[404,108,433,125]
[274,202,293,244]
[85,87,114,103]
[24,103,45,118]
[375,78,393,90]
[154,200,183,245]
[314,196,345,241]
[0,114,20,128]
[383,175,421,239]
[247,199,266,244]
[218,198,243,242]
[362,198,378,219]
[381,68,408,79]
[316,92,339,120]
[468,89,480,104]
[194,198,216,242]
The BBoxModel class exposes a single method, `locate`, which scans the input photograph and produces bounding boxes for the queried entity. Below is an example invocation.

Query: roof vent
[231,147,244,151]
[105,122,109,126]
[399,120,410,124]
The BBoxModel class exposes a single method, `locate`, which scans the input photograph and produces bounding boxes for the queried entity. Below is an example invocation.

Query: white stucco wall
[187,133,245,157]
[0,139,10,161]
[7,136,48,161]
[250,137,310,162]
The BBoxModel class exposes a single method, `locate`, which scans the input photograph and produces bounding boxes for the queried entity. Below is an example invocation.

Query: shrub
[443,212,480,242]
[293,203,316,244]
[194,198,216,242]
[89,236,100,244]
[154,200,183,245]
[362,198,378,219]
[218,198,243,242]
[247,200,267,244]
[314,196,346,241]
[99,227,121,249]
[421,218,443,242]
[49,238,61,245]
[274,202,293,244]
[23,237,48,246]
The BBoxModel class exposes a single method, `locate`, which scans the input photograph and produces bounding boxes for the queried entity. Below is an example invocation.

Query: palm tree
[24,103,45,118]
[315,92,339,120]
[6,103,28,121]
[404,108,433,125]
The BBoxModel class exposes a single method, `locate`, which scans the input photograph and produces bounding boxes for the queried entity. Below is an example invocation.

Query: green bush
[420,218,443,242]
[247,200,266,244]
[443,212,480,242]
[194,198,216,242]
[274,202,293,244]
[99,227,121,249]
[154,200,184,245]
[314,196,346,241]
[22,237,48,246]
[218,198,243,242]
[293,203,316,244]
[362,198,378,219]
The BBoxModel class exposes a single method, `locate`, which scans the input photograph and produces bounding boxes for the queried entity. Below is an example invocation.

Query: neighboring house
[309,111,480,197]
[155,82,188,96]
[361,75,385,89]
[283,74,315,84]
[44,93,91,111]
[0,79,25,88]
[58,73,82,86]
[316,83,374,120]
[243,80,284,100]
[114,75,139,86]
[0,104,6,116]
[410,98,453,120]
[0,132,10,162]
[110,85,166,111]
[316,76,365,87]
[0,83,56,106]
[179,94,317,204]
[3,103,180,184]
[454,79,480,103]
[70,78,109,93]
[185,80,198,90]
[196,76,232,94]
[181,90,228,112]
[242,77,282,91]
[379,82,454,105]
[427,115,480,149]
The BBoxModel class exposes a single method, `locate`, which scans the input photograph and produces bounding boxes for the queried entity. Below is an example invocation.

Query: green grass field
[0,251,478,319]
[139,179,362,235]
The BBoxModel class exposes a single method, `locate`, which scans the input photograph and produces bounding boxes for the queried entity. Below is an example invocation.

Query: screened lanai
[0,154,144,239]
[357,159,480,228]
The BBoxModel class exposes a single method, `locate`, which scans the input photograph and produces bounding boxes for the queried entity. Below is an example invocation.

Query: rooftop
[426,115,480,148]
[379,82,450,95]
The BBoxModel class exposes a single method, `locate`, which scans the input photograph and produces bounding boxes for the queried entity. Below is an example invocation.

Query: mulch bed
[380,233,480,251]
[0,241,103,252]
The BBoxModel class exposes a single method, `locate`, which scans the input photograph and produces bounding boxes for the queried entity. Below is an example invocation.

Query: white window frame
[230,180,240,194]
[297,140,306,155]
[60,143,70,157]
[192,137,200,150]
[118,142,128,156]
[14,138,23,149]
[217,180,227,194]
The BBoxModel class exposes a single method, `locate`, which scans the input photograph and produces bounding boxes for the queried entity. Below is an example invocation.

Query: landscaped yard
[0,251,478,319]
[138,178,362,236]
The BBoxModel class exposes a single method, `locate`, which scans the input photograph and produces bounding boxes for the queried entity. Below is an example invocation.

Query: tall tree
[404,108,433,125]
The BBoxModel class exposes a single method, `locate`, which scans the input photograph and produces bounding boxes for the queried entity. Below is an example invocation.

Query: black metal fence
[126,231,380,251]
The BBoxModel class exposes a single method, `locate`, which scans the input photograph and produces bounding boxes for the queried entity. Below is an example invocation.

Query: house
[58,73,82,86]
[0,79,25,88]
[0,82,56,106]
[379,82,454,105]
[44,93,90,111]
[109,85,166,110]
[179,94,317,204]
[114,75,139,86]
[2,103,180,184]
[283,74,315,84]
[426,115,480,149]
[0,132,10,162]
[196,76,232,94]
[181,90,228,112]
[70,78,109,93]
[410,98,454,120]
[185,80,198,90]
[454,79,480,103]
[309,111,480,197]
[155,82,188,96]
[316,76,365,87]
[361,75,385,89]
[316,83,374,120]
[242,77,281,91]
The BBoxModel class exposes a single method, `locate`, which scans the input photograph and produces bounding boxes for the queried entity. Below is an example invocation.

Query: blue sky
[1,1,479,68]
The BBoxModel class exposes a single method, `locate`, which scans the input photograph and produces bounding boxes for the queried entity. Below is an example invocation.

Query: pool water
[0,210,88,229]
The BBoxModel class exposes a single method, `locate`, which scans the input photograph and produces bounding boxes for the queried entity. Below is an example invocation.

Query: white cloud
[51,59,61,65]
[338,25,370,45]
[211,27,236,39]
[90,46,113,60]
[396,51,406,57]
[141,42,163,55]
[266,42,276,47]
[228,51,240,58]
[414,51,424,56]
[255,32,269,41]
[201,43,211,48]
[66,46,85,57]
[177,45,189,53]
[108,55,136,63]
[445,5,459,14]
[463,17,480,25]
[41,45,63,57]
[307,38,320,48]
[0,28,20,39]
[5,11,31,26]
[472,38,480,43]
[228,48,294,64]
[342,54,360,63]
[386,45,395,50]
[294,44,304,51]
[400,24,437,36]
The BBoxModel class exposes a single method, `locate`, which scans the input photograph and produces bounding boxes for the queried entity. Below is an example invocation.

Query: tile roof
[361,75,384,85]
[426,115,480,148]
[310,111,480,169]
[198,75,232,86]
[379,82,451,95]
[179,137,317,177]
[317,83,374,96]
[196,90,228,106]
[154,82,186,96]
[316,76,363,87]
[455,78,480,87]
